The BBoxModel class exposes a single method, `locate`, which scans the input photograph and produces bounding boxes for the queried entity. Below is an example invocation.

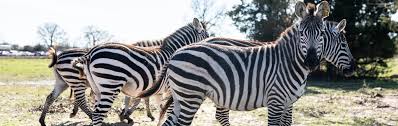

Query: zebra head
[161,18,209,52]
[323,19,356,77]
[295,1,329,71]
[192,18,209,40]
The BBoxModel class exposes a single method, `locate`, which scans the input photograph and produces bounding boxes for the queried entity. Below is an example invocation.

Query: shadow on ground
[52,118,157,126]
[53,121,133,126]
[307,78,398,91]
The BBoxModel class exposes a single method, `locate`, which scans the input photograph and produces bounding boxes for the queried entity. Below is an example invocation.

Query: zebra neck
[149,25,199,69]
[274,25,310,83]
[159,25,199,55]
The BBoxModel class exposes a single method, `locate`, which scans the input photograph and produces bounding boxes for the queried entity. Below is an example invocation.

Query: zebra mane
[160,23,196,49]
[307,3,316,15]
[107,42,161,52]
[212,37,275,45]
[136,46,161,51]
[59,48,88,54]
[123,39,163,45]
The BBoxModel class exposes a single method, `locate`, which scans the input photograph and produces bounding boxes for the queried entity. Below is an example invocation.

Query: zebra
[71,18,209,126]
[151,19,351,126]
[39,40,164,126]
[137,1,355,126]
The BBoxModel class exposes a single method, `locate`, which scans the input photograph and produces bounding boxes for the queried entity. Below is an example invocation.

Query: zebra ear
[335,19,347,33]
[192,18,204,32]
[315,1,330,19]
[295,1,307,19]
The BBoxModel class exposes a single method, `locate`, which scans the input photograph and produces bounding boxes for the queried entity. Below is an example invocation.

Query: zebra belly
[206,86,267,111]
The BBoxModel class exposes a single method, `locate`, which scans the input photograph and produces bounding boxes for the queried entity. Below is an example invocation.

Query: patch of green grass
[380,58,398,77]
[0,58,53,81]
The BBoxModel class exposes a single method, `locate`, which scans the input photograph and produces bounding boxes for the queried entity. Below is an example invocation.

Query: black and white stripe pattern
[40,48,91,126]
[138,2,355,126]
[39,40,164,126]
[72,18,209,126]
[132,40,163,47]
[211,19,355,126]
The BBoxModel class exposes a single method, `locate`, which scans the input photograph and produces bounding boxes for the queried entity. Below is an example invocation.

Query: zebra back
[131,40,163,47]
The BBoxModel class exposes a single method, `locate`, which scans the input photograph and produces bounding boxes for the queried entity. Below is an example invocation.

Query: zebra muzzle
[342,61,356,77]
[304,48,320,71]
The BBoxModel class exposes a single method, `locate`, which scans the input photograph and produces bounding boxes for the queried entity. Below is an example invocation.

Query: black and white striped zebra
[138,1,355,126]
[71,18,209,126]
[39,40,163,126]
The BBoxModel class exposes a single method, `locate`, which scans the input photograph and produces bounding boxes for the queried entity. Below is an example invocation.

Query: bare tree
[37,23,67,48]
[191,0,226,32]
[83,25,113,47]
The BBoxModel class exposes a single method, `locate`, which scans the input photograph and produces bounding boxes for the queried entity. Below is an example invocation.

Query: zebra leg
[119,96,131,122]
[215,107,230,126]
[161,96,181,126]
[153,94,162,109]
[280,105,293,126]
[176,95,205,125]
[92,86,122,126]
[267,102,285,126]
[71,85,92,120]
[120,97,141,124]
[69,88,80,118]
[69,103,79,118]
[39,79,68,126]
[161,101,174,125]
[144,97,155,121]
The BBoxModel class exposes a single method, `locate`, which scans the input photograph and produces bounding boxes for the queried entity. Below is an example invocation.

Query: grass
[0,58,53,81]
[1,58,398,125]
[382,57,398,77]
[0,80,397,126]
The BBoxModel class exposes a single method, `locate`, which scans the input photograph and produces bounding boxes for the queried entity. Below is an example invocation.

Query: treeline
[0,42,73,52]
[0,23,113,52]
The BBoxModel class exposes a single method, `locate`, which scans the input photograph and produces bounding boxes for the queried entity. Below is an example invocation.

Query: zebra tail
[157,96,173,126]
[71,56,87,79]
[48,47,57,68]
[137,64,169,98]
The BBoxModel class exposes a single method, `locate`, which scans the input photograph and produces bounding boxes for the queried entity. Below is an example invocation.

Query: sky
[0,0,246,47]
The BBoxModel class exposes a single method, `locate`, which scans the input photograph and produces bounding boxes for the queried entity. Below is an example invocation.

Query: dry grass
[1,58,397,125]
[1,80,398,126]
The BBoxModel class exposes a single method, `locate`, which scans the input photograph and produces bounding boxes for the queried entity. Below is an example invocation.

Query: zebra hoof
[119,108,127,122]
[147,114,155,121]
[69,112,77,118]
[39,117,46,126]
[118,113,126,122]
[126,117,134,125]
